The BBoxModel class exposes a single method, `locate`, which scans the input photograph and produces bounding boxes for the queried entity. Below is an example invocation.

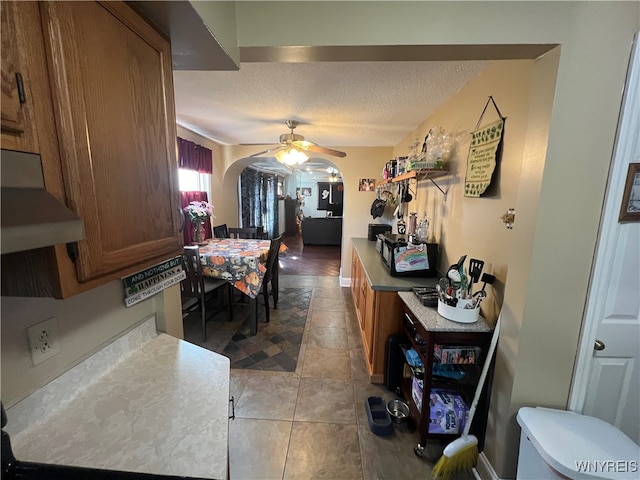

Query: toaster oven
[379,233,437,277]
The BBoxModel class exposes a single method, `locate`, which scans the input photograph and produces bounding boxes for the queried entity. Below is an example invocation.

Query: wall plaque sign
[464,97,505,197]
[122,256,185,307]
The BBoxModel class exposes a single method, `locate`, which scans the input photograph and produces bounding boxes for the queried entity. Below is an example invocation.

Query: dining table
[197,238,273,335]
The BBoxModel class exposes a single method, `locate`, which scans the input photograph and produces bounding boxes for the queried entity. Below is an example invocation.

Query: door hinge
[66,242,79,262]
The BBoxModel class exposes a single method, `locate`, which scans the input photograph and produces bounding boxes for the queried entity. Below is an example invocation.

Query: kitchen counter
[352,238,438,290]
[5,316,230,479]
[398,290,493,333]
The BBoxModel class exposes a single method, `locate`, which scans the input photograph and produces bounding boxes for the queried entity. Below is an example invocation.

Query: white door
[571,33,640,445]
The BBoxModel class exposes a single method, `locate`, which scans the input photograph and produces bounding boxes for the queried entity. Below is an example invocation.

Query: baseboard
[340,271,351,287]
[476,452,501,480]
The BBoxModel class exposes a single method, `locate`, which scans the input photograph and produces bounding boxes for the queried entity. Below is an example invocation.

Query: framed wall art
[619,163,640,222]
[359,178,375,191]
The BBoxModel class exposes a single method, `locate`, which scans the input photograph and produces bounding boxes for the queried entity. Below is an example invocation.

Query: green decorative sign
[464,118,504,197]
[122,256,185,307]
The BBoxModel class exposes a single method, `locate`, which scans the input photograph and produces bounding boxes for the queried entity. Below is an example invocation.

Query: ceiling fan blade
[250,145,284,157]
[297,141,346,158]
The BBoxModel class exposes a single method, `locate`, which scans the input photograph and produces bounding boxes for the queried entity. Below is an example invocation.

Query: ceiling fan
[249,120,346,165]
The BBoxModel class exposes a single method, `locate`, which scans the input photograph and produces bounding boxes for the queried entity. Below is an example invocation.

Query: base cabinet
[351,247,404,383]
[400,304,493,450]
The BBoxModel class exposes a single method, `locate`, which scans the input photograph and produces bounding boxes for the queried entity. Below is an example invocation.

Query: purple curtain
[181,191,212,245]
[177,137,213,174]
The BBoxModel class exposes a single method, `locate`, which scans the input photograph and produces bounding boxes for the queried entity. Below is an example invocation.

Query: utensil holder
[437,299,479,324]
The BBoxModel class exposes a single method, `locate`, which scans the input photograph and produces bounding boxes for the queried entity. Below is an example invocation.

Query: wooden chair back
[213,224,229,238]
[181,246,205,298]
[229,227,258,239]
[263,235,282,284]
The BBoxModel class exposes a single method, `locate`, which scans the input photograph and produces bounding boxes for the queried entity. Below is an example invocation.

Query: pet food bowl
[365,396,393,436]
[386,399,410,423]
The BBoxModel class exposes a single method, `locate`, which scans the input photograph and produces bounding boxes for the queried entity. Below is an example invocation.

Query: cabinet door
[362,281,376,363]
[40,1,182,282]
[351,249,359,307]
[1,1,39,150]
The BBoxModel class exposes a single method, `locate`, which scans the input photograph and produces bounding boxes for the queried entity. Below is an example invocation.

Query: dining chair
[180,246,232,341]
[257,235,282,323]
[228,227,258,239]
[213,224,229,238]
[256,226,269,239]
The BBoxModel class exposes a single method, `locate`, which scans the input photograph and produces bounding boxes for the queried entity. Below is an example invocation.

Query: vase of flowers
[183,200,214,244]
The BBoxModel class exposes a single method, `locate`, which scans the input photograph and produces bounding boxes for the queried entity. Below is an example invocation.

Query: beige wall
[0,281,171,407]
[392,59,537,324]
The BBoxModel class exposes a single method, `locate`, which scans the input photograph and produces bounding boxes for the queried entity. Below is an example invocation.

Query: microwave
[378,233,437,277]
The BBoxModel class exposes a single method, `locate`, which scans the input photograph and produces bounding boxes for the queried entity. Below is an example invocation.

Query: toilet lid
[517,407,640,479]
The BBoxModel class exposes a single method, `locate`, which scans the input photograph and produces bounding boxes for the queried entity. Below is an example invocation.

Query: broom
[432,314,501,479]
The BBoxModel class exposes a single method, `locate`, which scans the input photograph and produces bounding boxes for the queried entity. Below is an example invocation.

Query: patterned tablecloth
[198,238,271,298]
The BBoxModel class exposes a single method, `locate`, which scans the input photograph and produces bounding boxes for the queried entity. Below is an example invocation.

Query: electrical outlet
[27,317,60,366]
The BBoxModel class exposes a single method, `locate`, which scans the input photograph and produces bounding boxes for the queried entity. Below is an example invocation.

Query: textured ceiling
[173,59,492,174]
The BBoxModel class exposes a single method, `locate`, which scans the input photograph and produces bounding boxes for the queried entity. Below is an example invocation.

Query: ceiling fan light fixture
[275,147,308,166]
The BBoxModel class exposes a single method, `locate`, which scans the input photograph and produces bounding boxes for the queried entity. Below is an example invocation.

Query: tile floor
[226,275,474,480]
[184,286,312,371]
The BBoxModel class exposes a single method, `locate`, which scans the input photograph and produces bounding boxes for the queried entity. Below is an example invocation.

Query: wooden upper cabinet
[39,1,182,283]
[1,2,24,133]
[1,1,39,151]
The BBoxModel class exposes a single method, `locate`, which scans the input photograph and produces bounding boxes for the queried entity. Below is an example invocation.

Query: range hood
[1,149,84,254]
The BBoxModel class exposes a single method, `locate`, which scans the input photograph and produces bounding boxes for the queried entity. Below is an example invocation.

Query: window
[178,168,210,192]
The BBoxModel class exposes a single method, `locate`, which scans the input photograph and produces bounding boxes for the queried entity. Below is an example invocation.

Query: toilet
[517,407,640,479]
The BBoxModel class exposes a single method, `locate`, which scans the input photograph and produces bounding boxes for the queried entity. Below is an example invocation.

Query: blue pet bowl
[365,396,393,436]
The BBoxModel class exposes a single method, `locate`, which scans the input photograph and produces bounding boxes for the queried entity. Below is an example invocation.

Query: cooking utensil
[403,187,413,203]
[473,273,495,298]
[445,296,458,307]
[455,255,467,271]
[447,268,461,284]
[439,277,452,299]
[468,258,484,295]
[459,267,469,298]
[468,259,484,284]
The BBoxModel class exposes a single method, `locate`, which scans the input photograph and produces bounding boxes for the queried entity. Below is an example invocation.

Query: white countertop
[6,317,230,479]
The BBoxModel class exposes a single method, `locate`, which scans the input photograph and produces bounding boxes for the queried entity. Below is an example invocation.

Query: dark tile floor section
[184,287,312,372]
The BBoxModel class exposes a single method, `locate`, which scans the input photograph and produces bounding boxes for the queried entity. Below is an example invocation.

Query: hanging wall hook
[501,208,515,229]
